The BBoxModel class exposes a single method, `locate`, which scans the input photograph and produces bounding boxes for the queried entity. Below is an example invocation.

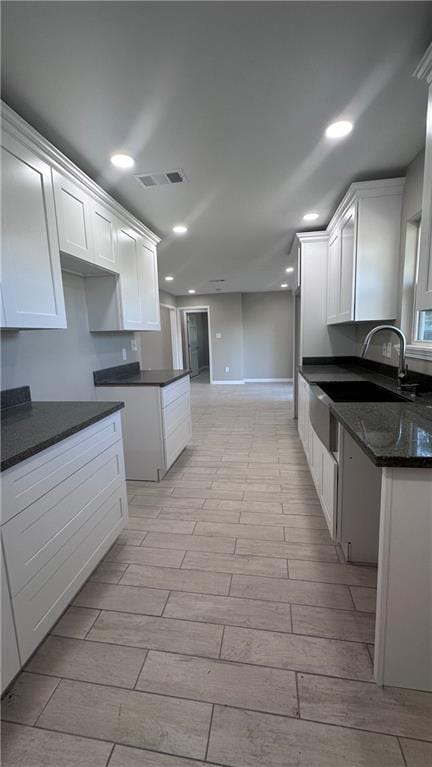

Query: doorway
[179,308,211,382]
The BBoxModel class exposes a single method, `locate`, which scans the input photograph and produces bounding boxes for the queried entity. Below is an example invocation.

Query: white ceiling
[2,2,431,294]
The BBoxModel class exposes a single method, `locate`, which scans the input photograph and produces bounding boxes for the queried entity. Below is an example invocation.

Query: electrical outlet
[225,366,230,373]
[216,333,222,339]
[122,348,127,361]
[386,342,392,358]
[130,338,138,352]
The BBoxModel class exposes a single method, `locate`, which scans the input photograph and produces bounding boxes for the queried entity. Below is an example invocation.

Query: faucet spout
[360,325,408,389]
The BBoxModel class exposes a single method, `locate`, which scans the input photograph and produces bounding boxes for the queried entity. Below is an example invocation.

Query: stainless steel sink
[308,380,409,451]
[315,381,409,403]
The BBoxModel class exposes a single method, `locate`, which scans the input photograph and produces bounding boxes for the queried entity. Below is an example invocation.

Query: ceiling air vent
[135,168,187,189]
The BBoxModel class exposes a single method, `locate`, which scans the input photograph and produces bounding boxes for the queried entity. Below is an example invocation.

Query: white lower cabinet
[1,545,20,693]
[297,374,337,538]
[96,377,192,481]
[0,412,127,685]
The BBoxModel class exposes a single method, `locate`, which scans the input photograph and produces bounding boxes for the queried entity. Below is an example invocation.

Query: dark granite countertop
[94,362,190,388]
[300,362,432,467]
[1,390,124,472]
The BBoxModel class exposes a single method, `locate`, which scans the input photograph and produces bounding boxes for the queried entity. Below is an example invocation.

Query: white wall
[178,293,244,381]
[177,291,294,382]
[1,271,139,400]
[243,292,293,379]
[138,304,173,370]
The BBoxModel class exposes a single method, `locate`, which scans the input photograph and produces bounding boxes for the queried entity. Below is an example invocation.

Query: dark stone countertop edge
[1,401,124,473]
[325,402,432,468]
[94,369,191,387]
[299,365,432,468]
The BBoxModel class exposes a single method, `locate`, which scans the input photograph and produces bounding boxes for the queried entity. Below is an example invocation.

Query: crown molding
[414,42,432,84]
[326,177,405,234]
[1,101,160,245]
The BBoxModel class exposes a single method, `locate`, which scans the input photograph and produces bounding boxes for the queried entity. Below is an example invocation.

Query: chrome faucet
[360,325,409,390]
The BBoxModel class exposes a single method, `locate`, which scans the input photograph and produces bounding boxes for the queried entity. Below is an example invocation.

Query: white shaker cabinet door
[1,544,20,693]
[326,231,340,324]
[117,225,144,330]
[92,202,118,272]
[416,85,432,312]
[1,134,66,328]
[139,239,160,330]
[338,207,356,322]
[53,170,94,262]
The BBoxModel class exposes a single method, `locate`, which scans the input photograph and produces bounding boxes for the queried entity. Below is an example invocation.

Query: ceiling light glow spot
[303,212,319,222]
[281,283,288,288]
[188,289,196,294]
[110,153,135,169]
[285,267,294,273]
[173,224,188,235]
[325,120,353,139]
[164,276,174,282]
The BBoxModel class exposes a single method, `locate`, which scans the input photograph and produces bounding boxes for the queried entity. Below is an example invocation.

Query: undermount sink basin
[316,381,408,403]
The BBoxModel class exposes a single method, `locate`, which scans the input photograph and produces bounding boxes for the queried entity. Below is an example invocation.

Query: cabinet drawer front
[3,441,125,597]
[12,486,127,663]
[164,416,192,470]
[162,393,191,439]
[161,376,190,409]
[1,413,123,524]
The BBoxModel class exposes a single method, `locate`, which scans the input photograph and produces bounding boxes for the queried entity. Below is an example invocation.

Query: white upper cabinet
[1,103,160,332]
[326,179,404,324]
[1,133,66,329]
[53,170,94,263]
[117,226,144,330]
[86,227,160,332]
[139,238,161,331]
[326,231,339,323]
[92,202,118,272]
[414,46,432,314]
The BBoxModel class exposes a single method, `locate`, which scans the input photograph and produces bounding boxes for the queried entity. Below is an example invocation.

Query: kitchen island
[297,361,432,691]
[94,363,192,481]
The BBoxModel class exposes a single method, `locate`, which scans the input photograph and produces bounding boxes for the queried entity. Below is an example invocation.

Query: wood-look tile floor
[2,382,432,767]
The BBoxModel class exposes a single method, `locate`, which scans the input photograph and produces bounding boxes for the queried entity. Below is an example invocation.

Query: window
[406,217,432,359]
[417,309,432,341]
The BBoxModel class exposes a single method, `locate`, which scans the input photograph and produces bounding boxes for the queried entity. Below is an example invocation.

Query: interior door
[187,314,200,377]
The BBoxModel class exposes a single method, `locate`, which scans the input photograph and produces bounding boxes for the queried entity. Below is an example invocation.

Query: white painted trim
[1,101,159,245]
[177,306,213,383]
[406,344,432,361]
[212,380,245,385]
[244,378,293,383]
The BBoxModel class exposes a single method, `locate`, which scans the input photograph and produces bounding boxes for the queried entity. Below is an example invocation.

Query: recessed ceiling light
[281,283,288,288]
[173,224,188,235]
[325,120,353,139]
[285,267,294,273]
[188,289,196,294]
[303,212,319,222]
[164,276,174,282]
[110,153,135,169]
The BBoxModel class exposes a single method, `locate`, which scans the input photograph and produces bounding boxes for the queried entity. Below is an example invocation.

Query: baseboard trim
[212,380,245,385]
[244,378,293,383]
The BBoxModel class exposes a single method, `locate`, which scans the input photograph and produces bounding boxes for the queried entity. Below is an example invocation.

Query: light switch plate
[122,348,127,361]
[130,338,138,352]
[216,332,222,339]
